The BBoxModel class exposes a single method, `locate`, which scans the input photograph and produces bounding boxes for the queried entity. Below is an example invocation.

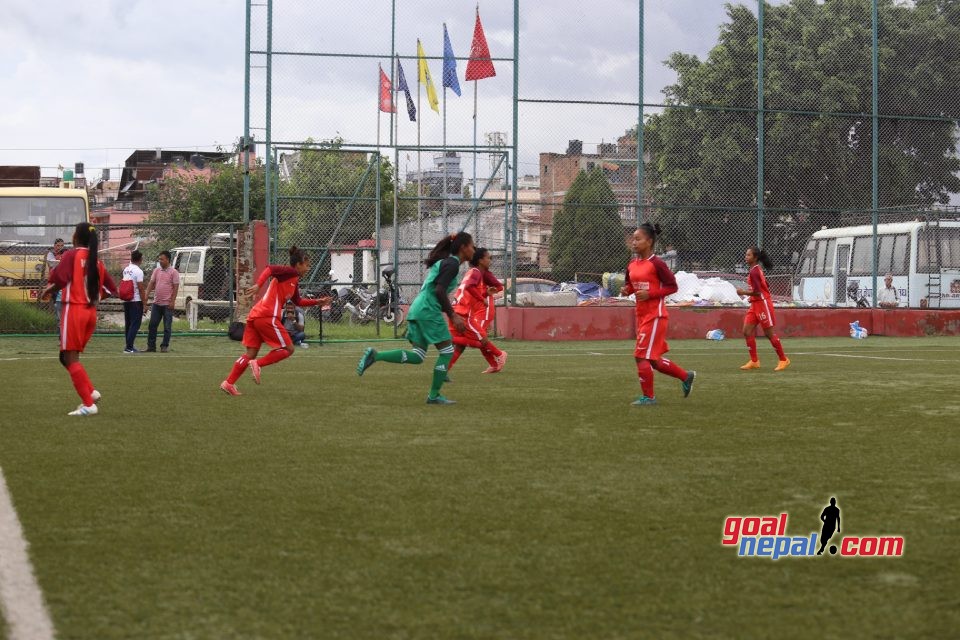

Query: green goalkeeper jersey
[408,256,462,321]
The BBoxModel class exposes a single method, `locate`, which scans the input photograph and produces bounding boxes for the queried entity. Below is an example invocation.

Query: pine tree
[549,168,630,282]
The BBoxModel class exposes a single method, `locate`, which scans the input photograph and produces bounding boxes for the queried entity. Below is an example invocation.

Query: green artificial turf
[0,336,957,638]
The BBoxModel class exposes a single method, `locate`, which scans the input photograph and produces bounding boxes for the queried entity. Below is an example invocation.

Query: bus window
[891,234,909,275]
[851,234,909,275]
[798,239,816,274]
[851,237,872,274]
[917,228,960,272]
[815,239,835,274]
[943,228,960,269]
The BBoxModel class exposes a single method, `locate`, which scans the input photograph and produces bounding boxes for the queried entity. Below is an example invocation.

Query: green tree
[549,168,630,281]
[276,138,397,250]
[146,159,266,247]
[642,0,960,269]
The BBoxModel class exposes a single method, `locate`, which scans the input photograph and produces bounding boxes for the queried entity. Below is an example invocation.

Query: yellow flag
[417,39,440,113]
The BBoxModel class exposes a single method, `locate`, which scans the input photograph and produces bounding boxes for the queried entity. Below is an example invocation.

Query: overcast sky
[1,0,750,182]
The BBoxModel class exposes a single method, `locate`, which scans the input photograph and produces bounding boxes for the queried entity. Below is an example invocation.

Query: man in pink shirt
[143,250,180,352]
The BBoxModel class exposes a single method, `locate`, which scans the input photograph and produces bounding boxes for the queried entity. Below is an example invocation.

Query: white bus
[793,220,960,308]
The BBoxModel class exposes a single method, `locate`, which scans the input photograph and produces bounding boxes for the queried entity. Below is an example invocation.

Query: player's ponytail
[73,222,100,307]
[469,247,489,268]
[749,246,774,270]
[425,231,473,267]
[289,245,309,266]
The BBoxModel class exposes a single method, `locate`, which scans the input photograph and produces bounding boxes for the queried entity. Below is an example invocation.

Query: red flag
[379,66,395,113]
[464,7,496,81]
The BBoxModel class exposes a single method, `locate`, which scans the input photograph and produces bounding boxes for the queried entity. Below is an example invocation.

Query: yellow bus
[0,187,90,302]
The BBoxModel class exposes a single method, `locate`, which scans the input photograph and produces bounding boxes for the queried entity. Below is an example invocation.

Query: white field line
[1,347,959,363]
[0,467,55,640]
[792,352,960,363]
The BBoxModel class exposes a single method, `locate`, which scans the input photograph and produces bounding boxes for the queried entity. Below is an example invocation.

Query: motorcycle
[847,280,871,308]
[341,269,406,325]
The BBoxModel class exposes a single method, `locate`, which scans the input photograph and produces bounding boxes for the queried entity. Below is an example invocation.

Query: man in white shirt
[878,273,900,309]
[122,250,147,352]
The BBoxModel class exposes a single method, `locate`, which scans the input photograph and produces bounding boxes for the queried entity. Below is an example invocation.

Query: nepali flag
[378,66,395,113]
[465,7,496,81]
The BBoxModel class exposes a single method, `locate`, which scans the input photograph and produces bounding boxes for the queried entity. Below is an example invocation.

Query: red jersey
[747,265,772,304]
[247,265,320,321]
[48,247,117,306]
[453,268,502,317]
[623,255,678,322]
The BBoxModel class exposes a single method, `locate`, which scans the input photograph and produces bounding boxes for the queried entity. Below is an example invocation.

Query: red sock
[652,358,687,381]
[479,346,498,367]
[636,359,655,398]
[745,335,758,361]
[483,341,502,357]
[769,334,787,360]
[67,362,94,406]
[226,355,250,384]
[448,346,464,371]
[257,348,291,367]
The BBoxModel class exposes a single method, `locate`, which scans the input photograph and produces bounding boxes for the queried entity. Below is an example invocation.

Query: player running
[40,222,117,416]
[446,247,507,375]
[735,246,790,371]
[219,246,326,395]
[620,223,695,406]
[356,232,475,405]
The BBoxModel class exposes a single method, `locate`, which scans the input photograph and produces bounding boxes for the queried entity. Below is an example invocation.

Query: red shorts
[59,303,97,352]
[745,299,775,330]
[634,316,669,360]
[242,316,292,350]
[449,310,491,342]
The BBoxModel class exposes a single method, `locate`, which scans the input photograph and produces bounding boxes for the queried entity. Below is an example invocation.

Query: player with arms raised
[620,223,695,406]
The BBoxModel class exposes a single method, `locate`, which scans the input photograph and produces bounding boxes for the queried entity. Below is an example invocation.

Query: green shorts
[406,314,451,347]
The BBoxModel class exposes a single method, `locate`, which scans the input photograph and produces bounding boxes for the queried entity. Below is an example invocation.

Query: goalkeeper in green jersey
[356,232,475,404]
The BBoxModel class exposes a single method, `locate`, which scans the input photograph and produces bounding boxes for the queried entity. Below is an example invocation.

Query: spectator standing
[878,273,900,309]
[144,250,180,353]
[121,250,147,353]
[282,301,308,348]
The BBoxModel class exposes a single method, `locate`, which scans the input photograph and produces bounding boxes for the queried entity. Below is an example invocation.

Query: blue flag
[396,59,417,122]
[442,24,462,97]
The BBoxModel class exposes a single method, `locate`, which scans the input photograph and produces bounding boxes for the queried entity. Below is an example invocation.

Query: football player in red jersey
[40,222,117,416]
[220,246,327,395]
[620,223,695,405]
[446,247,507,375]
[736,246,790,371]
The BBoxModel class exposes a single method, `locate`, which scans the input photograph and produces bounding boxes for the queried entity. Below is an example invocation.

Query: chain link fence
[0,222,242,336]
[238,1,957,310]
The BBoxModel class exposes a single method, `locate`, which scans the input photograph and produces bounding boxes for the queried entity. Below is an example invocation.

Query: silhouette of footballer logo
[816,497,841,556]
